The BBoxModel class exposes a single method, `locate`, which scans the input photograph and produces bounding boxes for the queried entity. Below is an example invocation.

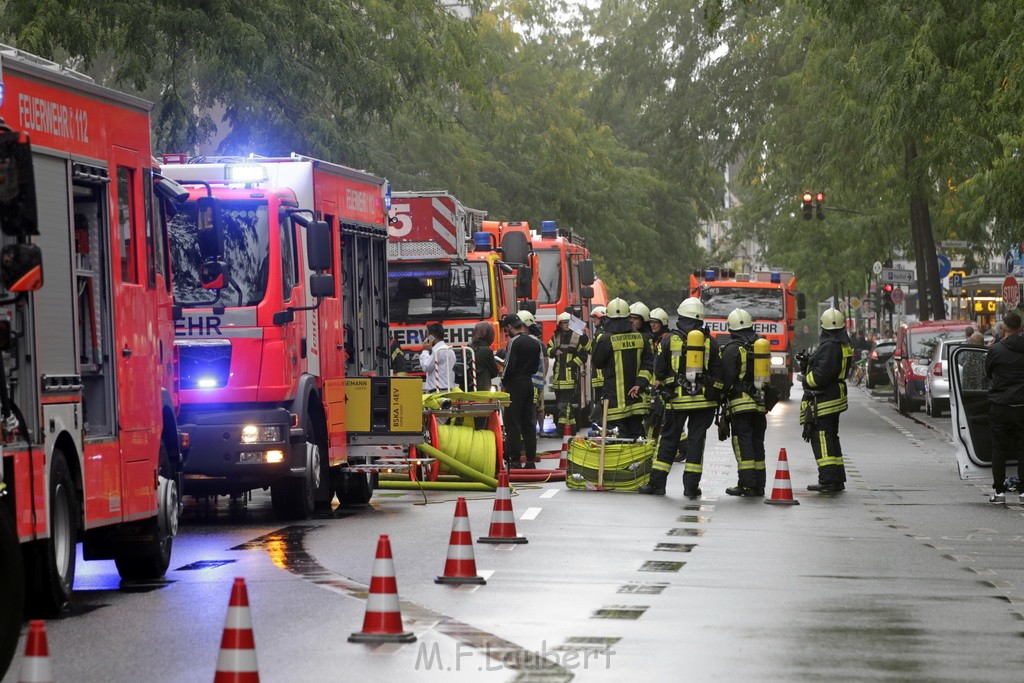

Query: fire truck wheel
[0,503,24,677]
[25,448,77,617]
[309,412,333,512]
[271,414,322,521]
[114,442,176,581]
[335,470,375,506]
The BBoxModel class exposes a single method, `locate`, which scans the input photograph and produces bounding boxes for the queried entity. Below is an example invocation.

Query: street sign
[939,240,969,249]
[881,268,914,284]
[1002,275,1020,308]
[872,261,883,275]
[937,254,951,279]
[950,273,963,289]
[1006,251,1016,274]
[850,297,861,310]
[890,287,905,305]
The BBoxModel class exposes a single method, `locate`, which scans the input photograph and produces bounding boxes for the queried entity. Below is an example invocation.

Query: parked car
[924,338,975,417]
[866,340,895,389]
[891,321,966,414]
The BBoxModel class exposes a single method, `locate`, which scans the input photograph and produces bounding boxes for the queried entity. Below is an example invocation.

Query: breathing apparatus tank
[753,338,771,391]
[684,329,705,389]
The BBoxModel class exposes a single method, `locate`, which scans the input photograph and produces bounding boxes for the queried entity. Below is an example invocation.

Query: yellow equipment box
[342,376,423,435]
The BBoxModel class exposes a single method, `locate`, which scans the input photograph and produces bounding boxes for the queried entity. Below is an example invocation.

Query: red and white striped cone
[764,448,800,506]
[214,578,260,683]
[18,620,52,683]
[435,497,486,585]
[349,535,416,643]
[557,423,572,470]
[477,470,528,544]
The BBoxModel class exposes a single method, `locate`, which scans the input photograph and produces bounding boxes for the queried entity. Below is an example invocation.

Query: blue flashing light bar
[384,183,392,211]
[473,232,492,251]
[704,269,716,281]
[0,83,5,108]
[387,268,450,279]
[225,163,269,184]
[770,272,781,283]
[540,220,558,238]
[196,377,219,389]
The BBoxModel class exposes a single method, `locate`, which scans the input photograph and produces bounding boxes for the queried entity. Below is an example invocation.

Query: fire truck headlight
[241,425,283,444]
[265,450,285,464]
[771,356,785,367]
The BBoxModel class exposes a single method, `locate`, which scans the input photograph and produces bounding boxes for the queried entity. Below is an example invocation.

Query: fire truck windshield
[169,200,271,307]
[537,249,561,305]
[388,261,491,322]
[701,286,785,320]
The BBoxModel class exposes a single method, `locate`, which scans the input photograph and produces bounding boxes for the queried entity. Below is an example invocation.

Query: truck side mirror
[1,243,43,292]
[199,259,228,290]
[516,265,533,299]
[501,231,530,265]
[580,285,594,300]
[305,220,332,272]
[0,131,39,237]
[579,259,595,286]
[797,292,807,320]
[196,196,223,260]
[309,272,334,298]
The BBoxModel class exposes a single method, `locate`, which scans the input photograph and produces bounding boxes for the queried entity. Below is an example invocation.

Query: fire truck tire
[114,442,176,581]
[271,413,322,520]
[335,470,376,506]
[25,448,77,617]
[0,503,24,678]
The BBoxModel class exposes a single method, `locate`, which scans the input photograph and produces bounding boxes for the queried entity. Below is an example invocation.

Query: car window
[908,331,958,359]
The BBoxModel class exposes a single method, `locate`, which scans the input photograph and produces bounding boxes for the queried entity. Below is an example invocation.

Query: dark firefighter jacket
[800,328,853,424]
[654,317,723,411]
[547,329,590,390]
[591,317,653,420]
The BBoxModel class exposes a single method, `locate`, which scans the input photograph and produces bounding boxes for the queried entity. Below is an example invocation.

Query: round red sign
[1003,276,1020,308]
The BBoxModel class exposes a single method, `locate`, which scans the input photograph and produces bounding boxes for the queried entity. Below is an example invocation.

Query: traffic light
[882,282,895,313]
[802,192,813,221]
[815,192,825,220]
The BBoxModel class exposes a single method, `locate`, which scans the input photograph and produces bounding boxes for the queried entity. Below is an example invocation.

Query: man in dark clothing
[389,334,408,375]
[591,298,653,438]
[984,312,1024,503]
[638,297,722,497]
[501,313,544,469]
[721,309,768,497]
[800,308,853,492]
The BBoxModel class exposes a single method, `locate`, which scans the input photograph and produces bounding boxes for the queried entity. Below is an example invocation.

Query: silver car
[925,338,976,417]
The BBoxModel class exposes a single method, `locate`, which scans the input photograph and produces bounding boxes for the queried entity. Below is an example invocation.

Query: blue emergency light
[770,272,781,283]
[473,232,492,251]
[704,269,716,281]
[541,220,558,238]
[384,183,392,211]
[0,83,5,108]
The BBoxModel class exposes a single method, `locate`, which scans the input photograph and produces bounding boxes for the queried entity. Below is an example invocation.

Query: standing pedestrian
[984,312,1024,503]
[500,313,544,469]
[799,308,853,492]
[591,298,653,438]
[638,297,722,497]
[470,322,499,391]
[721,309,768,497]
[419,322,456,392]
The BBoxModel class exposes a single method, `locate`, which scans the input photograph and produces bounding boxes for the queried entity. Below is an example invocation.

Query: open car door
[948,345,1002,479]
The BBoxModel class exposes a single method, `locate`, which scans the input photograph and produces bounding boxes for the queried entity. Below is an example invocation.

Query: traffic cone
[214,578,260,683]
[557,423,572,470]
[435,497,486,585]
[764,448,800,506]
[349,535,416,643]
[477,470,528,544]
[18,620,52,683]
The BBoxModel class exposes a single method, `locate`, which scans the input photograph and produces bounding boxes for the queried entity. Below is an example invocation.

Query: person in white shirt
[420,322,457,392]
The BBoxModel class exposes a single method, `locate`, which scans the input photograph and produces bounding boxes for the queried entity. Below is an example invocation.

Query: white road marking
[540,489,559,499]
[521,507,542,520]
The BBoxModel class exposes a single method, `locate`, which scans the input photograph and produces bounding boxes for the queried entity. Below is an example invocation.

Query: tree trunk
[904,140,945,320]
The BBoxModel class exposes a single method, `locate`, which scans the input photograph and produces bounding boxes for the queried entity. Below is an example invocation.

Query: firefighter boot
[682,472,702,498]
[638,470,668,495]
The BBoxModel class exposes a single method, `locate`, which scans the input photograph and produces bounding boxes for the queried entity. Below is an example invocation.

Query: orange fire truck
[532,221,596,341]
[160,155,422,520]
[388,193,532,385]
[0,47,187,629]
[689,268,806,400]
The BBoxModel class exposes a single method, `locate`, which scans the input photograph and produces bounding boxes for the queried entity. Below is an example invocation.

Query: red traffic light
[802,192,813,204]
[815,192,825,203]
[882,283,894,293]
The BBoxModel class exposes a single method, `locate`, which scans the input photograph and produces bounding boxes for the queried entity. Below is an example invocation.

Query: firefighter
[650,307,687,462]
[589,306,608,428]
[638,297,722,497]
[800,308,853,492]
[629,302,652,336]
[591,298,653,438]
[720,309,768,497]
[389,333,408,375]
[547,311,590,433]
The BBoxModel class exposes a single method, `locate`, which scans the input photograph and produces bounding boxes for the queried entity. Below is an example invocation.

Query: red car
[890,321,967,414]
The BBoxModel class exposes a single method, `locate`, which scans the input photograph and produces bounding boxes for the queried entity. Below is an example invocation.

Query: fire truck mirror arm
[273,272,335,326]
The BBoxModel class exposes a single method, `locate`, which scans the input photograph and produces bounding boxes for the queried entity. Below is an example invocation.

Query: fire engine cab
[160,155,422,520]
[0,46,187,627]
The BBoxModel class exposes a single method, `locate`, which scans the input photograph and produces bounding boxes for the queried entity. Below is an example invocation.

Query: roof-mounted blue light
[770,272,781,283]
[473,232,492,251]
[541,220,558,238]
[384,183,392,211]
[705,269,716,281]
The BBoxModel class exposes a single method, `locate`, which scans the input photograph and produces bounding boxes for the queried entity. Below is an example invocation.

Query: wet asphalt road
[5,385,1024,682]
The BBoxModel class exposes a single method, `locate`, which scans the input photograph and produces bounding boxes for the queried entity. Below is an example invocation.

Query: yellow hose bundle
[566,439,655,491]
[434,423,498,479]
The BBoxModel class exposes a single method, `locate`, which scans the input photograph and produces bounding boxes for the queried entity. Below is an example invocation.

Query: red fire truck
[0,47,186,629]
[690,268,806,399]
[532,220,596,341]
[160,155,422,520]
[388,193,532,385]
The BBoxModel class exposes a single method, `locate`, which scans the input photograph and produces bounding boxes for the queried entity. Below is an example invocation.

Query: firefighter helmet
[820,308,845,330]
[606,298,630,319]
[629,302,650,322]
[517,310,536,326]
[677,297,705,321]
[727,308,754,331]
[590,306,607,318]
[557,312,572,323]
[650,308,669,326]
